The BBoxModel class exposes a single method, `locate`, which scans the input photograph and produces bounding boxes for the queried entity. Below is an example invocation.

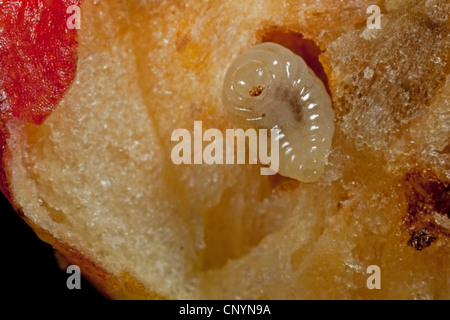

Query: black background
[1,192,104,300]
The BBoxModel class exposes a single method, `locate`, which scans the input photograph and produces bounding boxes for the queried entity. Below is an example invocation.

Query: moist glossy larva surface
[222,43,335,182]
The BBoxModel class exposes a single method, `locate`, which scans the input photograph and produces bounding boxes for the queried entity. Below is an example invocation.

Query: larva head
[222,43,302,128]
[229,60,272,100]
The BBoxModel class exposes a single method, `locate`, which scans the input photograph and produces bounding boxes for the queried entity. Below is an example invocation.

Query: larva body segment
[222,42,335,183]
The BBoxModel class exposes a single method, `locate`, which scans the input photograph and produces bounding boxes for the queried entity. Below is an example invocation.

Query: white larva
[222,42,335,183]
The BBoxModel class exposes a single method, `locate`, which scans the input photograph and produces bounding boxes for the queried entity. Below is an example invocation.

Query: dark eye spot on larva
[249,86,265,97]
[403,171,450,250]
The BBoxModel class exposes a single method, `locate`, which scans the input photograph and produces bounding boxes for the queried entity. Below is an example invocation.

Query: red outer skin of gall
[0,0,81,203]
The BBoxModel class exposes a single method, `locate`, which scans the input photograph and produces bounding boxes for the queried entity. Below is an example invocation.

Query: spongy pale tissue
[5,0,449,300]
[222,43,335,183]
